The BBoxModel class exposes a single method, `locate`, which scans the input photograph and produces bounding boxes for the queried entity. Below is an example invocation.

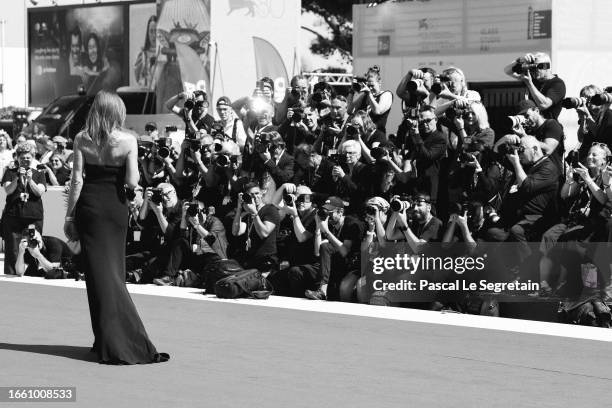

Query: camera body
[352,76,367,93]
[27,225,38,248]
[254,132,273,153]
[156,138,171,158]
[215,154,231,168]
[512,62,538,75]
[291,107,304,123]
[430,74,450,95]
[186,203,200,217]
[150,188,163,205]
[498,142,522,155]
[317,207,329,221]
[241,193,253,205]
[36,164,47,170]
[345,124,360,139]
[365,205,378,216]
[591,92,612,106]
[282,191,295,206]
[328,153,344,166]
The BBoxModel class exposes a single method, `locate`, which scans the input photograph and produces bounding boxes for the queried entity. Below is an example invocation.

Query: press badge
[133,231,141,242]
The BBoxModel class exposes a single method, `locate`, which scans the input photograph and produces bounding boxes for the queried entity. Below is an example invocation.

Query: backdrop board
[28,4,128,107]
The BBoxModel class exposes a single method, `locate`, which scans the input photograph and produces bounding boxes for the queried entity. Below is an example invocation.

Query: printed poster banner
[155,0,211,113]
[129,2,158,88]
[28,5,127,106]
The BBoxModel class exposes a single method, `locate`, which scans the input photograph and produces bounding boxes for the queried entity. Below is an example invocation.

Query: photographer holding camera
[165,90,215,136]
[385,193,443,254]
[314,95,350,155]
[231,182,280,271]
[292,143,336,198]
[500,99,564,173]
[348,66,393,133]
[153,196,228,287]
[1,142,47,275]
[433,67,481,118]
[274,75,310,126]
[215,96,247,152]
[404,105,448,206]
[572,85,612,159]
[136,135,157,188]
[15,225,74,278]
[396,67,439,110]
[304,196,364,301]
[486,136,559,275]
[279,105,319,155]
[271,184,319,296]
[250,131,294,187]
[504,52,566,120]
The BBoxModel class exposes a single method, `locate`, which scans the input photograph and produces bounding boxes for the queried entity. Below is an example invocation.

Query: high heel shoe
[152,353,170,363]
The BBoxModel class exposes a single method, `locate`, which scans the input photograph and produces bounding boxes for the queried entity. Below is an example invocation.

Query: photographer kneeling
[16,225,75,278]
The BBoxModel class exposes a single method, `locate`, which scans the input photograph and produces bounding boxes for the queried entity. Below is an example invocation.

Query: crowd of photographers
[6,50,612,325]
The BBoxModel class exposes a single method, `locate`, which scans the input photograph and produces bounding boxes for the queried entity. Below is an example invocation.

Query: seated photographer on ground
[278,105,319,155]
[271,183,319,297]
[486,136,560,276]
[504,52,565,120]
[153,197,228,287]
[344,197,392,303]
[138,183,185,283]
[403,105,448,205]
[573,85,612,159]
[39,154,71,186]
[396,67,439,110]
[231,182,280,271]
[348,65,393,133]
[504,99,564,173]
[442,201,487,252]
[292,143,336,199]
[16,226,74,278]
[538,144,611,297]
[433,67,481,118]
[304,196,364,301]
[215,96,247,152]
[385,193,443,254]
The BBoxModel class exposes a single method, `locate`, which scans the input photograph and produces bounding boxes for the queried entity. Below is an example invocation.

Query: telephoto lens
[183,99,195,110]
[390,198,410,213]
[186,203,199,217]
[590,93,612,106]
[283,191,295,206]
[561,97,586,109]
[151,188,163,205]
[506,115,526,128]
[241,193,253,205]
[365,205,377,216]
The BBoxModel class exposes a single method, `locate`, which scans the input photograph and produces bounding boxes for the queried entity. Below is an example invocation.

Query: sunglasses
[419,118,435,124]
[296,195,311,204]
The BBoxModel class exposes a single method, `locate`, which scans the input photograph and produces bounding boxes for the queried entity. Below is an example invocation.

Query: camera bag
[202,258,244,293]
[214,269,273,299]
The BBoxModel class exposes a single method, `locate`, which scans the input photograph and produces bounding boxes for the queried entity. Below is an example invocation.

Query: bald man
[486,136,560,274]
[505,52,566,120]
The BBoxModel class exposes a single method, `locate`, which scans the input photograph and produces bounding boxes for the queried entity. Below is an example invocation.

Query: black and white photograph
[1,0,612,406]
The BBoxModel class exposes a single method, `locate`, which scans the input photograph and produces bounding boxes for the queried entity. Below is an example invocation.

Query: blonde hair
[15,141,35,156]
[468,101,490,130]
[85,91,126,149]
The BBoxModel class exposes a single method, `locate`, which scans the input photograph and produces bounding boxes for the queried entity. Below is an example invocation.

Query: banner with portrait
[28,5,127,106]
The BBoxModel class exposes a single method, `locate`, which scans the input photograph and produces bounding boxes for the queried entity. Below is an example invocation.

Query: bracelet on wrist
[65,216,74,221]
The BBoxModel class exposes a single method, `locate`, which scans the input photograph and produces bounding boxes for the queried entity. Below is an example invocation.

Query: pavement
[1,274,611,408]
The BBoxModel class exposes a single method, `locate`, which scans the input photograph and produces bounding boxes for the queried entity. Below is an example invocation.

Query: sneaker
[153,275,175,286]
[305,288,326,300]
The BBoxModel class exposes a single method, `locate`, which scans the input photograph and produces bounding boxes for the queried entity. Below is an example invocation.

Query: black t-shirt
[334,215,364,255]
[163,200,184,242]
[284,208,317,265]
[1,167,47,219]
[409,216,443,242]
[533,75,566,120]
[247,204,280,259]
[533,119,564,173]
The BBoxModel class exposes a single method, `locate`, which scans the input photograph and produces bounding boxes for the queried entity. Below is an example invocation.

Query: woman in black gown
[64,91,169,365]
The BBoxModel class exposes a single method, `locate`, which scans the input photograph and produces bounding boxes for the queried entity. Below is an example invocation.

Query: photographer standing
[1,142,46,275]
[165,90,215,136]
[279,106,319,155]
[314,95,350,156]
[292,143,336,198]
[404,106,448,205]
[348,66,393,133]
[216,96,247,152]
[433,67,481,118]
[504,52,566,120]
[396,67,438,110]
[575,85,612,158]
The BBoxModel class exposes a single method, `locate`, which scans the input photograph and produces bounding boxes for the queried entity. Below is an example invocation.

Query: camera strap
[231,118,239,141]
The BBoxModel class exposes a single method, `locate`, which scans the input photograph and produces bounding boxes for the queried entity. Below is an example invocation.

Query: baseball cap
[517,99,537,114]
[322,196,348,211]
[144,122,157,132]
[216,96,232,107]
[138,135,154,144]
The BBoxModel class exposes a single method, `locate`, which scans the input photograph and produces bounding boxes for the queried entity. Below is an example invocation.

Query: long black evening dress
[76,163,164,364]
